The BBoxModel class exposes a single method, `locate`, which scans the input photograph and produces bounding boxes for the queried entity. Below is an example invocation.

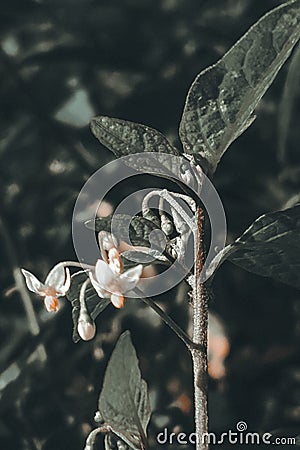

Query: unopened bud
[77,313,96,341]
[94,411,102,422]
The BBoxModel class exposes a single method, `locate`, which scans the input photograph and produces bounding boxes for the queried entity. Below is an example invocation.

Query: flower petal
[44,296,59,312]
[89,271,108,298]
[45,263,66,290]
[108,248,122,274]
[95,259,116,289]
[98,231,118,262]
[110,293,125,309]
[119,264,143,293]
[21,269,44,294]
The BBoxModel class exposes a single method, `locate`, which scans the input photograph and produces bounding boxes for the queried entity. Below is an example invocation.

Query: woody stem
[192,207,208,450]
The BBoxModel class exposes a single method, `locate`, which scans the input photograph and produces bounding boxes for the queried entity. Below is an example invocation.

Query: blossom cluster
[21,239,143,341]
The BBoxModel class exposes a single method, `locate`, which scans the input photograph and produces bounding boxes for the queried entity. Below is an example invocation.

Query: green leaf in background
[90,116,179,158]
[98,331,151,450]
[179,0,300,173]
[85,214,167,249]
[66,272,110,343]
[209,205,300,289]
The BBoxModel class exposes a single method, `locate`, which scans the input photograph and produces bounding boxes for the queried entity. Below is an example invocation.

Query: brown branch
[192,207,208,450]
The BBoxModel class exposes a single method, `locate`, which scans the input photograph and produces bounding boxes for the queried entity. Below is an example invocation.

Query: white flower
[21,264,71,312]
[89,249,143,309]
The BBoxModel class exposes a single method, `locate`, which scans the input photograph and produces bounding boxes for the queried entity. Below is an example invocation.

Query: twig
[135,287,198,351]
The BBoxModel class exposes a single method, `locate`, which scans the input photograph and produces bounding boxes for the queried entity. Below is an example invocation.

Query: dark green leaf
[209,205,300,288]
[121,249,169,267]
[85,214,167,249]
[90,116,206,190]
[98,331,151,450]
[278,43,300,162]
[90,116,179,157]
[66,272,110,343]
[179,0,300,173]
[116,152,205,192]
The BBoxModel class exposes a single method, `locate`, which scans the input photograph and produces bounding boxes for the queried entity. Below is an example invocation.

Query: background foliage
[1,0,300,448]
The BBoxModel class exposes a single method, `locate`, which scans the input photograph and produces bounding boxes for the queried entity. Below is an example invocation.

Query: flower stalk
[135,288,194,351]
[77,278,96,341]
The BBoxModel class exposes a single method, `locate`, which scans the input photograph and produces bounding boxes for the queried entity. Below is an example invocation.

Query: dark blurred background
[1,0,300,448]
